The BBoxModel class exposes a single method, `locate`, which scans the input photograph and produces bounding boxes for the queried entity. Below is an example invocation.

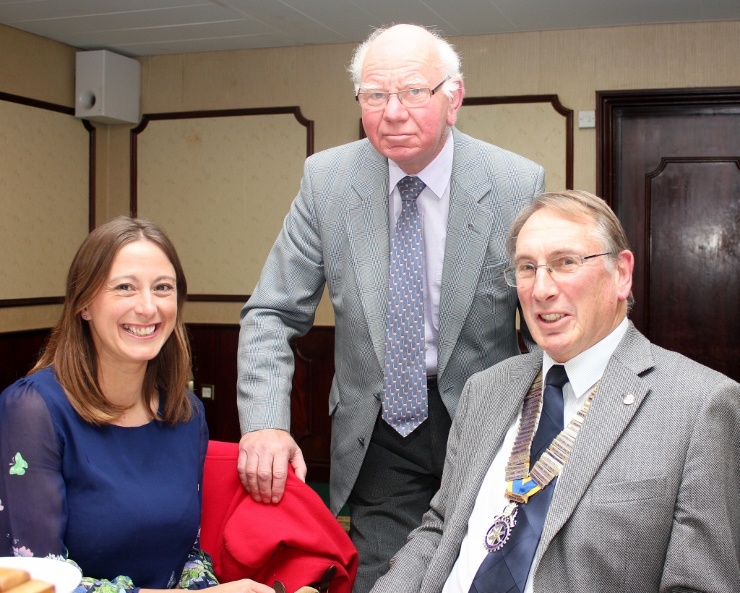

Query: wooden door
[598,87,739,381]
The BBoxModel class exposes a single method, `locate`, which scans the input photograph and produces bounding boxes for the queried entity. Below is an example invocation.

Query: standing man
[237,24,545,593]
[371,190,739,593]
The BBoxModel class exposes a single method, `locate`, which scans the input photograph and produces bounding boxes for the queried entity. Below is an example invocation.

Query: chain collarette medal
[482,373,598,553]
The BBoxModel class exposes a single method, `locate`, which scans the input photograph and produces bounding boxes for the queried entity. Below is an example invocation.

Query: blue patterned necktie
[382,176,427,436]
[468,365,568,593]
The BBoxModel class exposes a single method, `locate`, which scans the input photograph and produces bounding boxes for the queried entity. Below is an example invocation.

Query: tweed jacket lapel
[438,129,495,376]
[347,143,391,371]
[535,324,655,567]
[465,359,541,491]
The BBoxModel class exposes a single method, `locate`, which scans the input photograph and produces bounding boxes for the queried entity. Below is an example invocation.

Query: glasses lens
[359,92,388,109]
[399,88,431,107]
[549,256,581,275]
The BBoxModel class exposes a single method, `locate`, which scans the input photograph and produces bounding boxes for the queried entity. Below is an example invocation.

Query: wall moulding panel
[131,107,314,301]
[457,95,573,191]
[0,92,95,308]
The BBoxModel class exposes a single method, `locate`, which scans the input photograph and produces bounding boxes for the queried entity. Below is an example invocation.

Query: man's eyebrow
[360,78,429,90]
[513,249,579,262]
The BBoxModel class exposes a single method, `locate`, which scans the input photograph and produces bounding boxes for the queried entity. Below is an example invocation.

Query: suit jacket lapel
[347,143,390,371]
[438,129,494,376]
[535,325,655,563]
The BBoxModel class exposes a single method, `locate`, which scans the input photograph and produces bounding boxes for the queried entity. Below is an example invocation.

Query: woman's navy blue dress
[0,366,211,590]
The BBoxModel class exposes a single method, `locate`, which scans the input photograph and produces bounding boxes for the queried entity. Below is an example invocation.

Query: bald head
[349,24,465,174]
[348,24,462,94]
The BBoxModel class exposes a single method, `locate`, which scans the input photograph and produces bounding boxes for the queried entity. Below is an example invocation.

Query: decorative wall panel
[0,93,93,306]
[132,108,313,300]
[457,95,573,190]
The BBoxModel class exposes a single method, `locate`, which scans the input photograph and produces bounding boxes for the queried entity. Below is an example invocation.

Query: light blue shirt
[388,131,454,376]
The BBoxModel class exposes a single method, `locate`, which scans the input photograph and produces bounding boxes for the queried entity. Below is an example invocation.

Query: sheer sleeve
[66,559,138,593]
[65,541,218,592]
[0,378,67,558]
[1,381,145,593]
[177,540,219,589]
[179,399,219,589]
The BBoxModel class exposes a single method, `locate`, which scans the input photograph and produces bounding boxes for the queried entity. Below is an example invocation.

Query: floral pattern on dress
[62,541,218,593]
[178,545,219,590]
[9,452,29,475]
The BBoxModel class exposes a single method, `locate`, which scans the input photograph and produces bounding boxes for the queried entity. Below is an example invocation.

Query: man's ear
[446,78,465,126]
[615,250,634,302]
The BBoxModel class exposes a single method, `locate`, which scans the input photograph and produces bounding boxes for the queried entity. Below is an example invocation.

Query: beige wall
[0,25,76,104]
[0,25,77,331]
[1,20,738,331]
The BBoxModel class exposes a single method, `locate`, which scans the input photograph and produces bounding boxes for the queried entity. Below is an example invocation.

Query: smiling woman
[0,217,274,593]
[82,240,179,423]
[28,217,192,427]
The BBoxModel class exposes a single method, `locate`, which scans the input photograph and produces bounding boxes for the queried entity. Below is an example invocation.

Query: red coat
[200,441,358,593]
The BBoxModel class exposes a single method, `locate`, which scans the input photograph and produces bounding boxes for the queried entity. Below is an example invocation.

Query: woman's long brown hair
[31,216,193,425]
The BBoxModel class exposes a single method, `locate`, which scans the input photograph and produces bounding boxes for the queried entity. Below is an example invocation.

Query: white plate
[0,557,82,593]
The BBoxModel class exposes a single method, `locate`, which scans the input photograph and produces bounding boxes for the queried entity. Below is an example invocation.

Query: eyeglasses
[503,253,613,287]
[356,77,449,111]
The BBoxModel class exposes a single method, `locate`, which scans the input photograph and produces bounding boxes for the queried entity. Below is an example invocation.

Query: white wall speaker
[75,50,141,125]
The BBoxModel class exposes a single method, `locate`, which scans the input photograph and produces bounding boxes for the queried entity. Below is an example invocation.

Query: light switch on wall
[578,110,596,128]
[201,384,214,400]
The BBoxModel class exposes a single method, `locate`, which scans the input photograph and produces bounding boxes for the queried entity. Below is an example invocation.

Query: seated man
[371,190,739,593]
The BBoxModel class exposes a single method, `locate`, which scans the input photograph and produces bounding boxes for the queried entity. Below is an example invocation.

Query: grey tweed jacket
[371,323,740,593]
[237,127,545,514]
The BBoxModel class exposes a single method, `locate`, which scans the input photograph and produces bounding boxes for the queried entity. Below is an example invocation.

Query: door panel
[598,88,740,381]
[648,158,739,373]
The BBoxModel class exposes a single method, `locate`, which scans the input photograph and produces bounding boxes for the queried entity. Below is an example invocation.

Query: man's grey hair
[348,24,463,98]
[507,190,636,311]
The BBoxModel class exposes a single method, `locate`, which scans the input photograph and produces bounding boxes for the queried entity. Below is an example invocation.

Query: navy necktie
[468,365,568,593]
[382,176,427,436]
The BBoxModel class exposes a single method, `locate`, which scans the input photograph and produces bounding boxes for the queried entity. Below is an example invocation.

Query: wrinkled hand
[237,428,307,504]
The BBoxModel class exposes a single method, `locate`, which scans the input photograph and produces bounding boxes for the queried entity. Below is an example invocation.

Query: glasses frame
[503,252,614,287]
[355,77,450,111]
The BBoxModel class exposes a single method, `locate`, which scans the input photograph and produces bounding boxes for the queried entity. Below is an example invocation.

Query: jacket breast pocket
[590,475,668,504]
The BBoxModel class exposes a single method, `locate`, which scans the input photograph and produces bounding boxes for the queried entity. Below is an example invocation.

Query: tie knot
[546,365,569,389]
[397,176,426,202]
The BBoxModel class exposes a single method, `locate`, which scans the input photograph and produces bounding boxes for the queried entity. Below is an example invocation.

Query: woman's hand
[207,580,276,593]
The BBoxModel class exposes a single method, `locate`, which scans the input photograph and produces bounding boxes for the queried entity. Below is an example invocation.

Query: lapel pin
[622,393,635,405]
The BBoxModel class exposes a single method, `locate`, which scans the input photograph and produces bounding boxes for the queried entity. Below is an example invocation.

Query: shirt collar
[543,317,629,399]
[388,130,454,199]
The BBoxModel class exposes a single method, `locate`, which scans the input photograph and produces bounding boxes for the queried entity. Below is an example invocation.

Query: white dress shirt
[442,318,629,593]
[388,132,454,376]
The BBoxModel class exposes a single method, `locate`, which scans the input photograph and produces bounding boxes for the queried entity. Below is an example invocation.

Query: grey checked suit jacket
[371,323,740,593]
[237,127,545,514]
